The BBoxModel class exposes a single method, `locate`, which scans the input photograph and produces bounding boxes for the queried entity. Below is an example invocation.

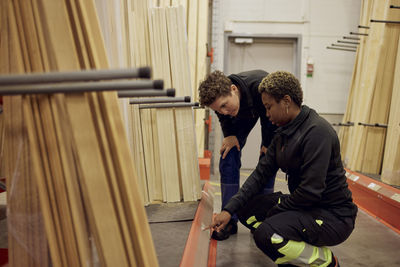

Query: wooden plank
[381,25,400,185]
[2,2,42,266]
[149,7,181,202]
[340,0,374,165]
[187,0,198,95]
[150,109,164,202]
[22,96,64,267]
[361,24,400,173]
[347,1,386,171]
[194,0,208,158]
[32,0,93,264]
[19,1,83,265]
[74,0,159,265]
[129,105,150,205]
[5,2,52,266]
[36,0,131,266]
[175,108,201,200]
[166,6,201,201]
[156,109,182,202]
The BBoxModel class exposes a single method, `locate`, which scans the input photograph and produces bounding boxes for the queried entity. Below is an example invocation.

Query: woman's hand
[220,136,240,159]
[260,145,268,156]
[207,210,232,232]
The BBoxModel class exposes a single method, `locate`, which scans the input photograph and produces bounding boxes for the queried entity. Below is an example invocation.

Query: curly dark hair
[198,70,232,106]
[258,71,303,107]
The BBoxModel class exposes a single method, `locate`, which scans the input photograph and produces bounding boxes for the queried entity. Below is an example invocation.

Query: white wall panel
[211,0,360,114]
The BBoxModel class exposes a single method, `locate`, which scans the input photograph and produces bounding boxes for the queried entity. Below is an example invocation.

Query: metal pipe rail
[343,36,361,41]
[332,44,358,49]
[358,122,388,128]
[129,96,190,104]
[332,122,354,127]
[118,88,175,98]
[0,80,163,95]
[358,25,370,29]
[138,102,199,109]
[327,46,356,52]
[350,32,369,36]
[338,40,360,45]
[370,19,400,24]
[0,67,151,85]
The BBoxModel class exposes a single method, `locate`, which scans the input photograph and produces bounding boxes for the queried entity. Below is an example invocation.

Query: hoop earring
[286,106,289,114]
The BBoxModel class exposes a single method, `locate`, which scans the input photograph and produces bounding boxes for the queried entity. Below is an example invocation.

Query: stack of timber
[166,5,202,201]
[1,0,158,266]
[339,0,400,184]
[126,1,204,203]
[184,0,210,158]
[93,0,151,205]
[338,0,373,165]
[381,28,400,185]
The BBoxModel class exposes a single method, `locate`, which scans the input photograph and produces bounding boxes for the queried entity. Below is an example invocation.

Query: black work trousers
[237,193,356,262]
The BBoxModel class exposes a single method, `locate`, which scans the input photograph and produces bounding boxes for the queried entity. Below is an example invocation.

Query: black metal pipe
[138,102,199,109]
[332,122,354,127]
[350,32,369,36]
[338,40,360,45]
[129,96,190,104]
[358,25,370,29]
[332,44,358,49]
[0,67,151,85]
[390,5,400,9]
[119,88,175,98]
[327,46,357,52]
[0,79,163,95]
[358,122,388,128]
[343,36,360,40]
[370,19,400,24]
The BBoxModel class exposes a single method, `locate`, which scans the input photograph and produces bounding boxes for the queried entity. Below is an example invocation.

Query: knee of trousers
[219,151,241,184]
[253,222,284,261]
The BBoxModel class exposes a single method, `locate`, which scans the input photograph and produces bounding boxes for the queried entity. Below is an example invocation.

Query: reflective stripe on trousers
[271,233,333,267]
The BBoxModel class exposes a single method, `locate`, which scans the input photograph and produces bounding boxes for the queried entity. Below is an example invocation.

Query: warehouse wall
[209,0,361,173]
[211,0,360,114]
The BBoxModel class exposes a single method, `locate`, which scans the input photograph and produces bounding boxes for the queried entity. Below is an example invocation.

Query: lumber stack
[338,0,373,166]
[1,0,158,266]
[125,1,204,203]
[185,0,209,158]
[339,0,400,184]
[381,32,400,185]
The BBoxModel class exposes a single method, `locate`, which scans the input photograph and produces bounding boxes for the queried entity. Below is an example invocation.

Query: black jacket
[223,105,357,218]
[216,70,276,147]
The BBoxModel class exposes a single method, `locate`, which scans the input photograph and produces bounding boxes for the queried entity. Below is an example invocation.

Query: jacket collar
[276,105,310,136]
[229,74,253,108]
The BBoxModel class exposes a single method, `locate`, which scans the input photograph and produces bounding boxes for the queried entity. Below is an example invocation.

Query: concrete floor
[1,170,400,266]
[212,170,400,267]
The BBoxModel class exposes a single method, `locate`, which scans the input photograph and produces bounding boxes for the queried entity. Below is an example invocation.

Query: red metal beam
[345,168,400,234]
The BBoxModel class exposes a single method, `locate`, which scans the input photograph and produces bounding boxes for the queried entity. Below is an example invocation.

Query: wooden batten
[3,0,159,266]
[347,1,386,171]
[341,0,400,183]
[381,29,400,186]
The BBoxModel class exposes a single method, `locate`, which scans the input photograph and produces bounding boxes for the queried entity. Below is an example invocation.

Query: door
[225,36,298,170]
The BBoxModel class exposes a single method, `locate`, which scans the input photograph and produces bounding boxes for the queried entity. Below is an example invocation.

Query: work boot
[211,220,238,241]
[328,254,340,267]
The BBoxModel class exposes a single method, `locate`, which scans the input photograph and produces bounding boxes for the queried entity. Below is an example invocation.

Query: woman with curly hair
[209,71,357,267]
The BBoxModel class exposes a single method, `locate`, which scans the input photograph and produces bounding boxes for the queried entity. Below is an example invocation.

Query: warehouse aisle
[211,170,400,267]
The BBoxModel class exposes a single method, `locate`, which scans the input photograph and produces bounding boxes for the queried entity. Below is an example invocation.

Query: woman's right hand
[220,136,240,159]
[208,210,232,233]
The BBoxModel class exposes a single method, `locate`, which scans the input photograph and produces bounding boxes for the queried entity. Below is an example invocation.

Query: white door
[225,36,297,170]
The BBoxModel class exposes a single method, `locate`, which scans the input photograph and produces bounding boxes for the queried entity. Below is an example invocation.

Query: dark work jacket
[223,105,358,218]
[215,70,276,147]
